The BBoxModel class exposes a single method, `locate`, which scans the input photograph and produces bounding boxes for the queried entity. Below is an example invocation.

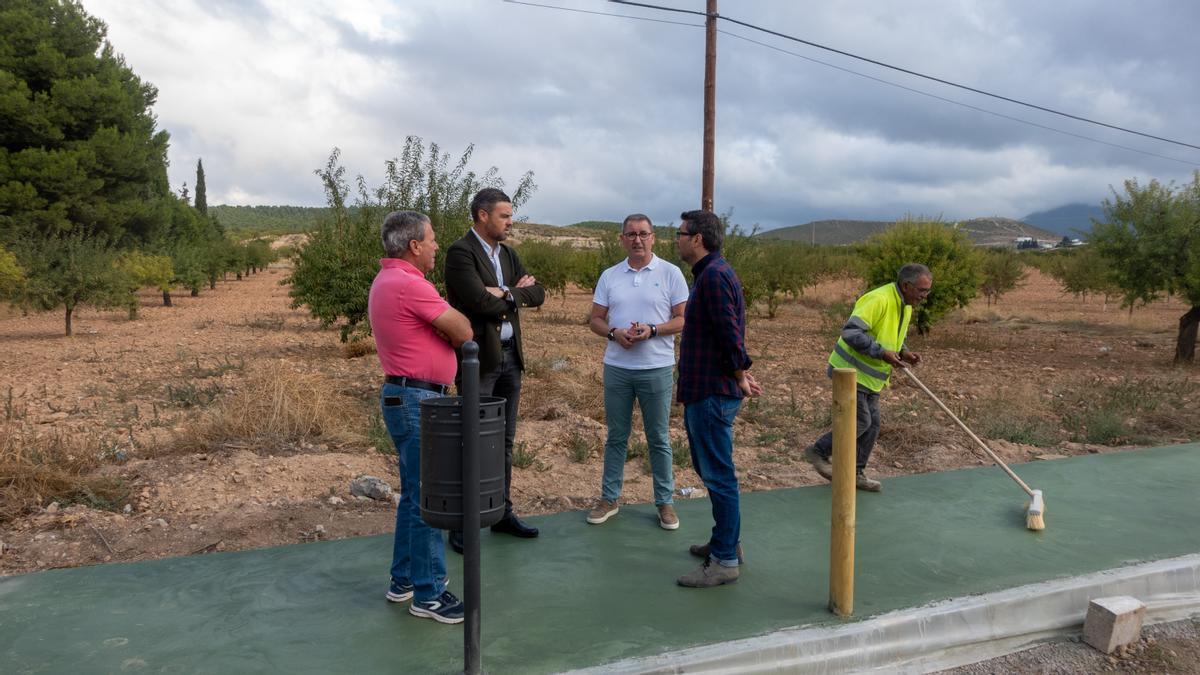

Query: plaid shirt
[677,252,753,404]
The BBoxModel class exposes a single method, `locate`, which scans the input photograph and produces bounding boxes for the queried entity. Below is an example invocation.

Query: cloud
[82,0,1200,230]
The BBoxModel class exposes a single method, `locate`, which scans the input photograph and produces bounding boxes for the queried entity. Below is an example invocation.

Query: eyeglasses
[675,230,695,238]
[622,231,654,240]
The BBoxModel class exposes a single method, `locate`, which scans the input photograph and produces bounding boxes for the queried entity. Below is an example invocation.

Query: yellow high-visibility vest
[827,283,912,392]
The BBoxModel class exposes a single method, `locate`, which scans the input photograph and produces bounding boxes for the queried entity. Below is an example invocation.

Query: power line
[501,0,697,27]
[610,0,1200,153]
[718,29,1198,167]
[503,0,1197,166]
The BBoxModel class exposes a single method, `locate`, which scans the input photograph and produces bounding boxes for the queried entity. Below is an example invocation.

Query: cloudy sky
[83,0,1200,230]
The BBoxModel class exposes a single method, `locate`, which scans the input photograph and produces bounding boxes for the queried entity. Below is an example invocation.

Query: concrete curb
[576,554,1200,674]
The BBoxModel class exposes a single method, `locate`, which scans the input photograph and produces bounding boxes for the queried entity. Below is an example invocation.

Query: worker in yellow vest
[804,263,933,491]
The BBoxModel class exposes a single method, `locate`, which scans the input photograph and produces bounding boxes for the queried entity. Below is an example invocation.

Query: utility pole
[701,0,717,211]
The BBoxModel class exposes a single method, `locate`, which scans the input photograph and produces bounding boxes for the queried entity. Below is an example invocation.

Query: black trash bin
[419,395,506,530]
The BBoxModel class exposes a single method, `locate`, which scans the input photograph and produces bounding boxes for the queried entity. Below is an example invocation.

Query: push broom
[900,367,1045,531]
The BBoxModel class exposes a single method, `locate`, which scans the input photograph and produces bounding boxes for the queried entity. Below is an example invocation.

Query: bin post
[829,367,857,617]
[461,341,482,674]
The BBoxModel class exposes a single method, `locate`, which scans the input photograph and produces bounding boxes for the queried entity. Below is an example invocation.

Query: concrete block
[1082,595,1145,654]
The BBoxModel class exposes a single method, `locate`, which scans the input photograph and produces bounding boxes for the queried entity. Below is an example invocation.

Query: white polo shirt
[593,254,690,370]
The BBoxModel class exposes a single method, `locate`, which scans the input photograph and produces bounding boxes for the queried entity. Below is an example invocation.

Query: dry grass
[342,338,377,359]
[0,422,128,523]
[174,362,367,454]
[521,355,605,422]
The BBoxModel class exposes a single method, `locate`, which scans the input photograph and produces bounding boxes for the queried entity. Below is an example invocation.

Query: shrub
[857,218,982,333]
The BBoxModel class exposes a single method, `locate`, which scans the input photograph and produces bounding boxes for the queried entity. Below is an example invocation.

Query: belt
[384,375,449,394]
[500,338,515,349]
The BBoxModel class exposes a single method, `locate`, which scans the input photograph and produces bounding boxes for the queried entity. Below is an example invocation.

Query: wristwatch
[607,328,616,341]
[649,324,658,338]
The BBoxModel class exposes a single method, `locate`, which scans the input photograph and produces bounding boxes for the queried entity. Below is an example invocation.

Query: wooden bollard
[829,368,857,616]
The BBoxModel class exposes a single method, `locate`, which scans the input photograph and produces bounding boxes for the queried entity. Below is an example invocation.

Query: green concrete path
[3,443,1198,674]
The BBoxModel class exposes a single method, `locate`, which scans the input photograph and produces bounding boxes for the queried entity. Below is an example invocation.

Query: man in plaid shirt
[674,209,763,588]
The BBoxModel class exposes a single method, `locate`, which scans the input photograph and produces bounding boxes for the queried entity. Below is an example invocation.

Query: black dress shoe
[490,515,539,538]
[448,530,464,554]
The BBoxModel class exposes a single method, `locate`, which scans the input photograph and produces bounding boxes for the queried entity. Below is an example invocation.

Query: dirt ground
[1,250,1198,670]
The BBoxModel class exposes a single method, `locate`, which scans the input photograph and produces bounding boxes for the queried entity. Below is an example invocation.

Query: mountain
[759,218,1059,247]
[759,220,893,245]
[1021,203,1105,237]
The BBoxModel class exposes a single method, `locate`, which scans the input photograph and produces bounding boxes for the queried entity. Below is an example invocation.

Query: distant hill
[953,217,1060,247]
[211,205,336,233]
[569,220,622,233]
[1022,203,1105,237]
[760,220,893,245]
[760,217,1060,247]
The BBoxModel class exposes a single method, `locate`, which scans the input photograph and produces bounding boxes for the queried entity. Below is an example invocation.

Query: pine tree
[0,0,171,248]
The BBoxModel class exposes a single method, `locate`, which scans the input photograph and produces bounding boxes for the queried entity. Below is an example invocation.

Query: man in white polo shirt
[586,214,690,530]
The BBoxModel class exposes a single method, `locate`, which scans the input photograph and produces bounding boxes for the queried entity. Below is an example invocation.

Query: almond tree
[1092,173,1200,363]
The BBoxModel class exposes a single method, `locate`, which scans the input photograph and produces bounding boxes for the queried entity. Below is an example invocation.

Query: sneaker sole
[659,518,680,531]
[386,590,413,603]
[408,605,464,624]
[586,508,618,525]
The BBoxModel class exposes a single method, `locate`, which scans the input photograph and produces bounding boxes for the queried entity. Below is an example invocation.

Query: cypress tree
[195,159,208,216]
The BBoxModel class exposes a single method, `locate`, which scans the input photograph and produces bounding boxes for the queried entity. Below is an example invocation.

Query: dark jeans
[684,395,743,567]
[381,383,447,602]
[479,344,522,516]
[813,388,881,472]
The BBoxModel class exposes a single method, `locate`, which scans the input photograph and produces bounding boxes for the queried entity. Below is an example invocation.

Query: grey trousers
[813,387,881,472]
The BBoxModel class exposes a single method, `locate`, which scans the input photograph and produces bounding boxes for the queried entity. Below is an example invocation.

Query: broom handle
[901,367,1035,497]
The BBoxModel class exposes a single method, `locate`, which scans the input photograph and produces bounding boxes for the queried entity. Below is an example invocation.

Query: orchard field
[1,228,1197,576]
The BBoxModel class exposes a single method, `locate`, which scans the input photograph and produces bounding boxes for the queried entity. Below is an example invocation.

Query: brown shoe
[856,473,882,492]
[657,504,679,530]
[688,542,744,564]
[586,498,619,525]
[803,445,833,481]
[677,559,739,588]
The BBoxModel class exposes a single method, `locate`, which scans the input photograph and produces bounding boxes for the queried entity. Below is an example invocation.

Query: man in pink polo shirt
[368,210,472,625]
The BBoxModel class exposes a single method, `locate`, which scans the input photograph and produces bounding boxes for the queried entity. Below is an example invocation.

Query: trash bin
[419,395,506,530]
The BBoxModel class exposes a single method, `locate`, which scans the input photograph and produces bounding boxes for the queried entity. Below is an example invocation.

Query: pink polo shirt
[367,258,457,386]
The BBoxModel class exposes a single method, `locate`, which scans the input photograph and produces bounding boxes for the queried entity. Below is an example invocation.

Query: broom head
[1025,489,1045,531]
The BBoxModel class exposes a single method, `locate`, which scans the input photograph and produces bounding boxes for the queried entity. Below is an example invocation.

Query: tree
[0,0,171,249]
[1041,246,1118,307]
[245,239,274,274]
[115,250,172,317]
[194,159,207,216]
[568,237,625,292]
[857,219,982,333]
[736,240,822,319]
[1091,173,1200,363]
[979,248,1026,306]
[513,240,572,299]
[287,140,536,341]
[0,246,24,299]
[13,233,127,335]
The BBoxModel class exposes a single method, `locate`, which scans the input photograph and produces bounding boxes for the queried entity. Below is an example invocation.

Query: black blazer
[444,230,545,376]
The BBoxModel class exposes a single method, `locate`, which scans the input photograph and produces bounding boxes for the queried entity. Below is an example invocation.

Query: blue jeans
[601,364,675,505]
[382,383,447,602]
[684,395,743,567]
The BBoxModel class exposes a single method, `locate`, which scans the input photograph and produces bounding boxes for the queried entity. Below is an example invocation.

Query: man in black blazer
[444,188,545,552]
